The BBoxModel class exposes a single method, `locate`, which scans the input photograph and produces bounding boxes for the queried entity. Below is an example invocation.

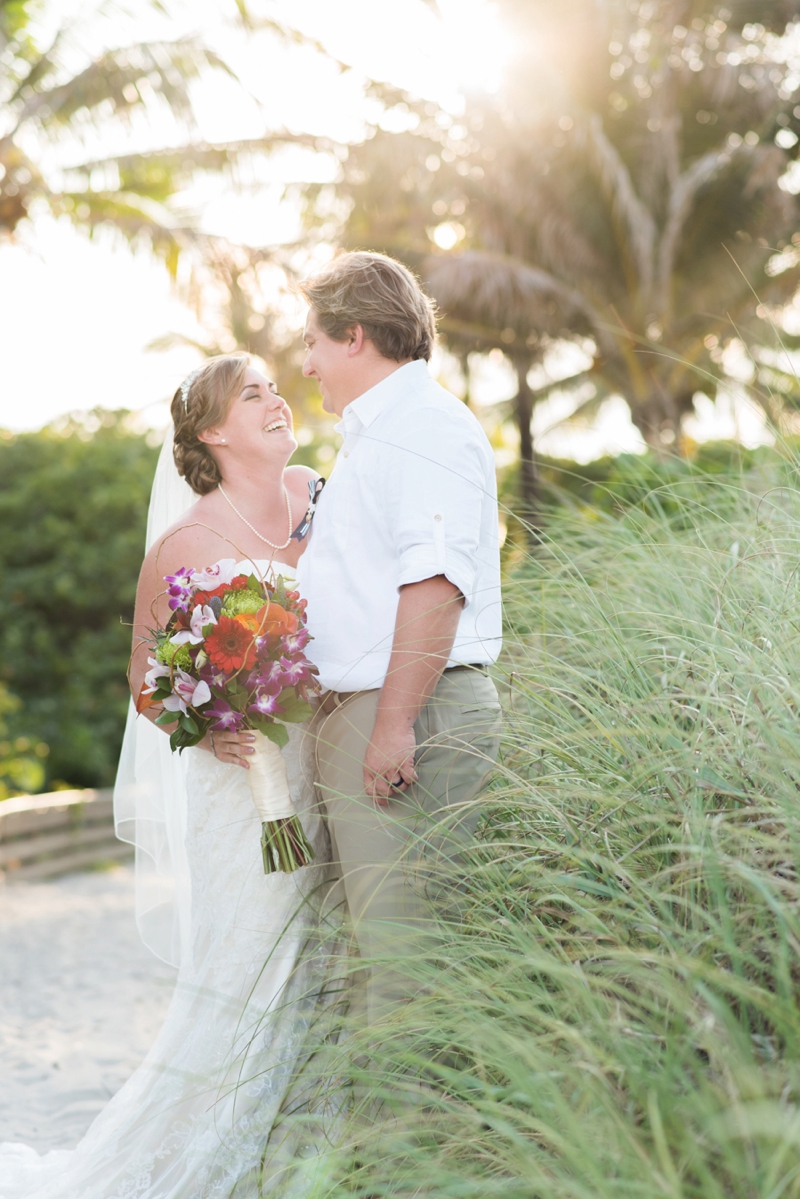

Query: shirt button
[343,451,350,458]
[434,513,442,521]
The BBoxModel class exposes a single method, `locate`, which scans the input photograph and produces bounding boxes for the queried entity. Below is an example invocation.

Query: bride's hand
[199,729,256,768]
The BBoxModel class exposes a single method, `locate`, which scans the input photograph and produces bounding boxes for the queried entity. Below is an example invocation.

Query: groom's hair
[299,251,437,362]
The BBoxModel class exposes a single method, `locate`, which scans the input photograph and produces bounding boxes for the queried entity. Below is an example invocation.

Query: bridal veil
[113,428,195,968]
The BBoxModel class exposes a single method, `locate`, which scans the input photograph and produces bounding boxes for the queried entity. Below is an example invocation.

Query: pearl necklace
[218,484,293,551]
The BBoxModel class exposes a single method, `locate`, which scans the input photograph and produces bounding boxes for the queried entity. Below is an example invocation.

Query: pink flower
[191,559,239,591]
[162,668,211,715]
[199,662,229,689]
[165,567,195,612]
[249,660,284,690]
[206,699,245,730]
[170,604,217,647]
[249,691,283,717]
[279,656,310,686]
[282,629,310,654]
[143,657,170,694]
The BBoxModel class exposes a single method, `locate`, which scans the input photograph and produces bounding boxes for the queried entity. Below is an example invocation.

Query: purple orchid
[198,661,230,689]
[165,566,195,613]
[162,668,211,715]
[206,699,245,730]
[249,660,284,691]
[281,629,310,654]
[279,656,310,686]
[249,691,283,718]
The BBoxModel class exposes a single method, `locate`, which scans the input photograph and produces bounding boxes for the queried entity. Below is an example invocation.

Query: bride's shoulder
[285,464,320,507]
[285,464,319,486]
[141,498,219,579]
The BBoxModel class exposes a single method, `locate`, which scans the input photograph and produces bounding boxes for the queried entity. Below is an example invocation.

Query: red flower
[231,575,249,590]
[194,583,229,606]
[205,615,257,673]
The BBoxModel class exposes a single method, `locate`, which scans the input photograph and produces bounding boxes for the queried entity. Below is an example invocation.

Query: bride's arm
[129,532,255,769]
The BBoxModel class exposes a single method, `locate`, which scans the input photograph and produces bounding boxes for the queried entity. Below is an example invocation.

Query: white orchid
[162,669,212,715]
[143,656,170,695]
[170,604,217,647]
[190,559,238,590]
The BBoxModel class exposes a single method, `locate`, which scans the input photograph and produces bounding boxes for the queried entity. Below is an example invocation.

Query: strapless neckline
[234,559,295,577]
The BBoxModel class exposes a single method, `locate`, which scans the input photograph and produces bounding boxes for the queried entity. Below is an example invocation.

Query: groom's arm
[364,409,487,802]
[363,575,463,804]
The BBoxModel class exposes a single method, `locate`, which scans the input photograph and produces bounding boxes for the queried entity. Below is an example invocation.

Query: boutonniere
[290,477,326,542]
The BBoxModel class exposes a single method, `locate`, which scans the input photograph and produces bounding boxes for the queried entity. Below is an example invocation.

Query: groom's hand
[363,717,418,806]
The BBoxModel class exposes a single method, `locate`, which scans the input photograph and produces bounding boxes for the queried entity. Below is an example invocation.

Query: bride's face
[206,368,297,462]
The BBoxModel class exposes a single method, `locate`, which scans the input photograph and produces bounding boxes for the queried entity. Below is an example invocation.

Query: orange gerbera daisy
[205,615,257,673]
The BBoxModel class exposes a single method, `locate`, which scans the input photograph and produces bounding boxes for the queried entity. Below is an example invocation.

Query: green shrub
[0,412,158,789]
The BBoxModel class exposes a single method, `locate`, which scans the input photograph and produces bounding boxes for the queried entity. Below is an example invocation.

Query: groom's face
[302,310,357,416]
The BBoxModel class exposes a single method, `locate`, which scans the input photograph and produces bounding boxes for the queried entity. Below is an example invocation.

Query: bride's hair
[170,354,249,495]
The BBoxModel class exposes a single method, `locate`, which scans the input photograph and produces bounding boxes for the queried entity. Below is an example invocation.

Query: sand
[0,866,176,1153]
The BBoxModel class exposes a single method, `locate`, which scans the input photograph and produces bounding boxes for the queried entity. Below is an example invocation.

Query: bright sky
[0,0,516,430]
[0,0,770,458]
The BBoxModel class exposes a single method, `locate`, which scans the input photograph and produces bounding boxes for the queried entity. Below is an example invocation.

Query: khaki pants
[311,667,501,1022]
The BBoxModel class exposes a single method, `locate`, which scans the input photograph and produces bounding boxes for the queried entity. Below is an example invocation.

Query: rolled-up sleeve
[384,410,487,605]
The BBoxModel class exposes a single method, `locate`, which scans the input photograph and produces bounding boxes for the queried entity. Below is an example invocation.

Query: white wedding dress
[0,444,340,1199]
[0,615,335,1197]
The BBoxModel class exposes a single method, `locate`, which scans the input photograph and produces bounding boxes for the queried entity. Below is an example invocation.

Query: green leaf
[276,691,313,723]
[227,688,249,712]
[272,575,288,606]
[247,573,265,595]
[169,727,187,752]
[155,709,177,727]
[179,713,199,735]
[255,719,289,749]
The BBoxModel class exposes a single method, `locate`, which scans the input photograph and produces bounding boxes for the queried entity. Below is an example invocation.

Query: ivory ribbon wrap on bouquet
[246,732,297,822]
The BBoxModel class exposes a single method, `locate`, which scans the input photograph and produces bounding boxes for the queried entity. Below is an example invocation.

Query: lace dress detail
[0,565,336,1199]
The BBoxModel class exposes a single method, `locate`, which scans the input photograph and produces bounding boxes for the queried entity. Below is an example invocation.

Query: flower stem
[260,816,315,874]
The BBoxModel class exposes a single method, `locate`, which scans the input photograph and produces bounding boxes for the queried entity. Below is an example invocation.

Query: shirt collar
[341,360,429,430]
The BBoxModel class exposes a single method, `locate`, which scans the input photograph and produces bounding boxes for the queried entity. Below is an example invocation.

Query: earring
[220,439,227,444]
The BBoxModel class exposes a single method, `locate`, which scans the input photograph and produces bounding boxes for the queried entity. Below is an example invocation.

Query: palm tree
[0,0,325,274]
[306,0,800,516]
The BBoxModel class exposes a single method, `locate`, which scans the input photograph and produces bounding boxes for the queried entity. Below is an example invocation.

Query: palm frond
[656,147,733,311]
[146,331,221,356]
[15,38,232,135]
[70,132,336,190]
[50,188,200,276]
[424,250,613,354]
[4,27,66,105]
[581,114,657,302]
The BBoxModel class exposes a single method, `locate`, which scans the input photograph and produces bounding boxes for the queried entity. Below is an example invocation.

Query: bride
[0,354,335,1198]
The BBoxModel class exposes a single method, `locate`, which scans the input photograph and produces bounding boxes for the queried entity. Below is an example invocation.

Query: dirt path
[0,866,175,1152]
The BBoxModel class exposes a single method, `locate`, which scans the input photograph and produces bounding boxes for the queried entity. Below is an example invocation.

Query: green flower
[222,589,264,616]
[157,640,193,671]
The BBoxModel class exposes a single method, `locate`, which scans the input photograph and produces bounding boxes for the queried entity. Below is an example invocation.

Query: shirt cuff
[396,547,476,606]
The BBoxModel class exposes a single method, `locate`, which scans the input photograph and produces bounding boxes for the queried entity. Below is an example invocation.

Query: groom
[299,251,502,1021]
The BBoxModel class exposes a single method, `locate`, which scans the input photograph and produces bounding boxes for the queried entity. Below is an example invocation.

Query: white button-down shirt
[298,360,503,692]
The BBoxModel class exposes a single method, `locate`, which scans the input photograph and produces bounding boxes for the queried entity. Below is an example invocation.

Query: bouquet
[137,558,318,874]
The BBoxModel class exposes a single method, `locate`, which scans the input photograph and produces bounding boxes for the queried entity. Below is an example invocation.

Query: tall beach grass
[257,455,800,1198]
